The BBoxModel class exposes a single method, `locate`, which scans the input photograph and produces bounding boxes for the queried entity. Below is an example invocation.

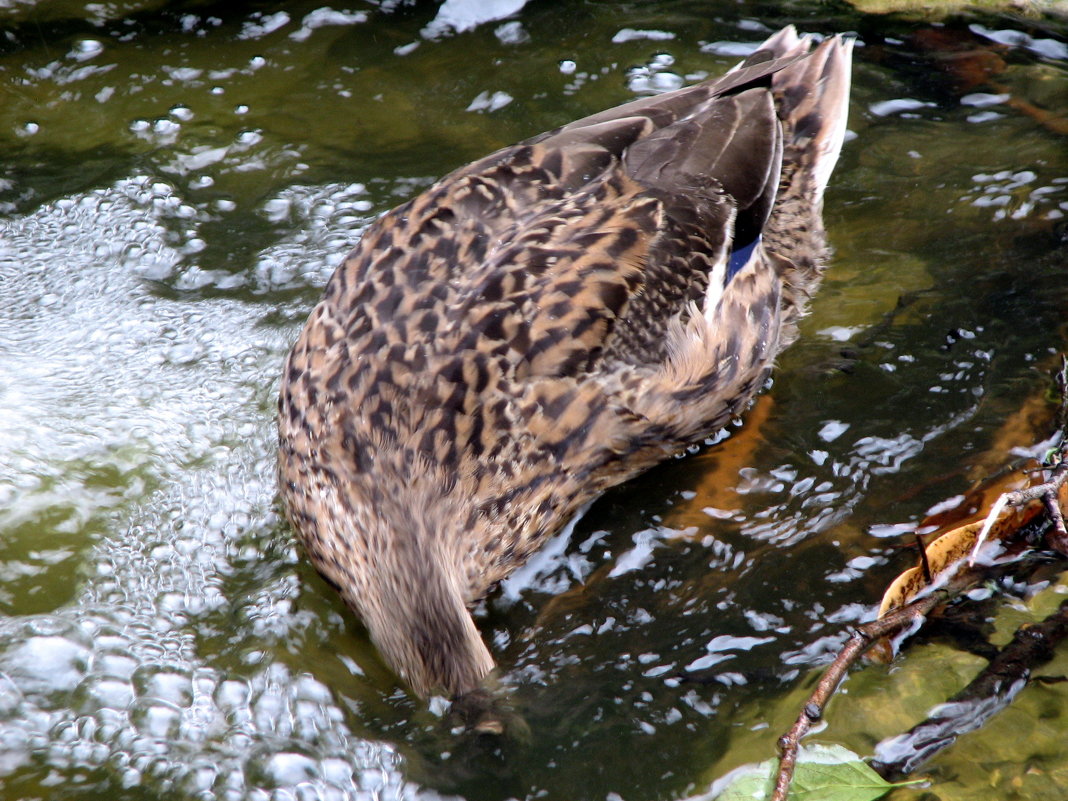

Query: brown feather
[278,26,854,700]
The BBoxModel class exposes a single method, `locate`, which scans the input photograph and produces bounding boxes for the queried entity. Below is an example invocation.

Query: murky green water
[1,2,1066,800]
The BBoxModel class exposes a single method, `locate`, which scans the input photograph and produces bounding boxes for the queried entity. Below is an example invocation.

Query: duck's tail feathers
[768,30,855,197]
[750,23,812,62]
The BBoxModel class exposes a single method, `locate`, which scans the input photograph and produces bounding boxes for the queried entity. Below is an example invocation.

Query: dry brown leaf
[871,357,1067,661]
[879,467,1046,616]
[872,470,1068,661]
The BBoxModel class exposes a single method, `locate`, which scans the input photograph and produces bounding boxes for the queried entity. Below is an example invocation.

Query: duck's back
[278,27,853,699]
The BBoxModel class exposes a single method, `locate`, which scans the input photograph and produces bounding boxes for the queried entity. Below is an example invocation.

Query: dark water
[1,2,1066,800]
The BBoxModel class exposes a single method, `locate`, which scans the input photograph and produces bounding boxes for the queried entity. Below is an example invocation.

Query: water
[1,2,1066,800]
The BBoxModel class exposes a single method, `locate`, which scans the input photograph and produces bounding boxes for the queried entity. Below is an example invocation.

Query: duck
[278,25,853,708]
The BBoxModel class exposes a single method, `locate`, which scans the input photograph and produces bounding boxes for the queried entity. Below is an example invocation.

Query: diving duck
[279,26,853,704]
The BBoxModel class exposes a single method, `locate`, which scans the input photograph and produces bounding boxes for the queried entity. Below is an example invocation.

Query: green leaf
[711,763,774,801]
[712,744,917,801]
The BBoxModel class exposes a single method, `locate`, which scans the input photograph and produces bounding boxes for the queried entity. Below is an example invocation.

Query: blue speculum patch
[727,234,760,281]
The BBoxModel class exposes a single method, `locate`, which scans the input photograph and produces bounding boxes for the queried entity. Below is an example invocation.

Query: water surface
[1,2,1067,800]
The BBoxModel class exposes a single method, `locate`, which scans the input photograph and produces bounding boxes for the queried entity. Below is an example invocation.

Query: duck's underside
[278,26,854,700]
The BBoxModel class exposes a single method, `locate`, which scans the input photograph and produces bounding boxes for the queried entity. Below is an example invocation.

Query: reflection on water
[0,2,1066,800]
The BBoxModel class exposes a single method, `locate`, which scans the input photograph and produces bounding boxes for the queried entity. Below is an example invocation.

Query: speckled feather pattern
[279,26,853,698]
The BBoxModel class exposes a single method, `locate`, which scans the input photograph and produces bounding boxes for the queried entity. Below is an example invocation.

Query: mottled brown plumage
[278,27,853,701]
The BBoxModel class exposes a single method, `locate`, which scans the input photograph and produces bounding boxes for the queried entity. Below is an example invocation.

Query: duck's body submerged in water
[279,26,853,703]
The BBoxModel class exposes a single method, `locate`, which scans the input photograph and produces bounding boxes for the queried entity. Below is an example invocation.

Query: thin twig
[969,459,1068,564]
[916,534,931,583]
[1043,491,1068,554]
[1005,460,1068,507]
[770,572,980,801]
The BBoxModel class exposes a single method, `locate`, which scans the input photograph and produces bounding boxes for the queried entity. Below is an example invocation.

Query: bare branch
[771,568,982,801]
[772,362,1068,800]
[872,596,1068,778]
[969,460,1068,563]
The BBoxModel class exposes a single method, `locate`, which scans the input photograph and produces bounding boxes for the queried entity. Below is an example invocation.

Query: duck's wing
[454,34,853,503]
[305,30,851,510]
[437,50,813,375]
[317,53,793,401]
